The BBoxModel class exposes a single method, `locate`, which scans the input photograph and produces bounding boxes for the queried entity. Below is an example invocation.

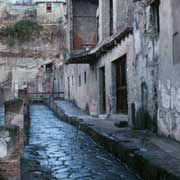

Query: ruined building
[132,0,180,142]
[158,0,180,141]
[131,0,160,131]
[33,0,66,25]
[64,0,180,142]
[0,0,66,103]
[0,1,66,179]
[65,0,134,124]
[64,0,98,115]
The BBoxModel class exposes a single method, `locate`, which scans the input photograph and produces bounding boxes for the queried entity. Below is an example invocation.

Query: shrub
[0,20,42,45]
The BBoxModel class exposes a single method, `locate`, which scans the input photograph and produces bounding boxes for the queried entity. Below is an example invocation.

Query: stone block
[0,126,18,159]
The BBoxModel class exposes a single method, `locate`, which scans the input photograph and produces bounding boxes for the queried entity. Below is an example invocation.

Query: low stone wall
[5,99,25,153]
[0,152,21,180]
[0,126,18,158]
[0,98,29,180]
[0,126,21,180]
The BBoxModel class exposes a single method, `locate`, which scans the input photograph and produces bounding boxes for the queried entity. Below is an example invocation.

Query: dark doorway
[110,0,113,35]
[99,66,106,114]
[68,77,70,99]
[114,56,128,114]
[131,103,136,126]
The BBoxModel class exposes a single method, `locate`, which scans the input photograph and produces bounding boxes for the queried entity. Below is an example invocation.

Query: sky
[11,0,32,3]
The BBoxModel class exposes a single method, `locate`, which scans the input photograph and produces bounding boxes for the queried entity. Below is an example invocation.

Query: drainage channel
[21,104,138,180]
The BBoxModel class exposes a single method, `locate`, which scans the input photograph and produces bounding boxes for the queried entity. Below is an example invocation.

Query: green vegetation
[0,20,42,46]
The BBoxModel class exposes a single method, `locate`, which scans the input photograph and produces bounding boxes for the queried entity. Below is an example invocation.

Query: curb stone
[48,101,180,180]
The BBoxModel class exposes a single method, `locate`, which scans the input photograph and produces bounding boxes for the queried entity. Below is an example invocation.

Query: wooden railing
[28,92,64,102]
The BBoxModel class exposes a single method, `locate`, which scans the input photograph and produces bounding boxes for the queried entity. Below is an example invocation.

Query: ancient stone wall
[0,126,18,159]
[35,2,66,25]
[0,1,35,28]
[131,0,159,131]
[64,63,92,114]
[0,25,65,102]
[158,0,180,141]
[64,35,133,118]
[99,0,133,41]
[0,98,29,180]
[65,0,134,119]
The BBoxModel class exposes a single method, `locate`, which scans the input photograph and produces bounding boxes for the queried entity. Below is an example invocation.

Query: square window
[84,72,87,84]
[173,32,180,64]
[150,1,160,34]
[79,75,81,87]
[72,76,74,86]
[46,2,52,13]
[109,0,113,35]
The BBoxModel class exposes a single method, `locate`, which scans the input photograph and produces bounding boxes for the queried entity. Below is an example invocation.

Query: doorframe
[98,66,106,115]
[67,76,70,99]
[111,55,128,114]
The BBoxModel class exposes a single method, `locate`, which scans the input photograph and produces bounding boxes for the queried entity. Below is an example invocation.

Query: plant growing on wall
[0,20,42,46]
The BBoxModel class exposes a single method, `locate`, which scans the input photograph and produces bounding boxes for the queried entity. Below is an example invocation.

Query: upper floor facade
[66,0,134,57]
[98,0,133,42]
[66,0,98,55]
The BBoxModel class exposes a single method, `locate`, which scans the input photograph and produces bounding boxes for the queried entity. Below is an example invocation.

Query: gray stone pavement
[52,100,180,180]
[22,104,138,180]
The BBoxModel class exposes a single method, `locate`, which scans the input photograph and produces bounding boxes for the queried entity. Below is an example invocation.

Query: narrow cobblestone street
[21,104,138,180]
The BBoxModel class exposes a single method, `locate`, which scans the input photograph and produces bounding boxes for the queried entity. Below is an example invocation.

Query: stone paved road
[22,104,138,180]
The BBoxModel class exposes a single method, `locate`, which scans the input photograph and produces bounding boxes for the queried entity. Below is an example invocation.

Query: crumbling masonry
[64,0,180,142]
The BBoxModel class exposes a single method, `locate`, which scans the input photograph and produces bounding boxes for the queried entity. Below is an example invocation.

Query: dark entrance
[99,66,106,114]
[67,76,70,98]
[114,56,128,114]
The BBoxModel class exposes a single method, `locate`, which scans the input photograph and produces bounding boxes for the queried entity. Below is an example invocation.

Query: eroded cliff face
[0,24,66,102]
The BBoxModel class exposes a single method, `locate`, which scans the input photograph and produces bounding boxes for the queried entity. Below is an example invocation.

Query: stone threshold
[47,100,180,180]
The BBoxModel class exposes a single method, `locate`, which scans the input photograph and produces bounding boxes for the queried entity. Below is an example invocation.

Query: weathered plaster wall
[66,0,73,54]
[66,0,98,55]
[64,35,133,118]
[64,64,94,113]
[113,0,133,33]
[99,0,110,41]
[132,0,159,131]
[65,0,134,118]
[72,0,98,52]
[54,64,64,95]
[99,0,133,41]
[95,35,133,117]
[0,26,65,102]
[35,2,65,24]
[158,0,180,141]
